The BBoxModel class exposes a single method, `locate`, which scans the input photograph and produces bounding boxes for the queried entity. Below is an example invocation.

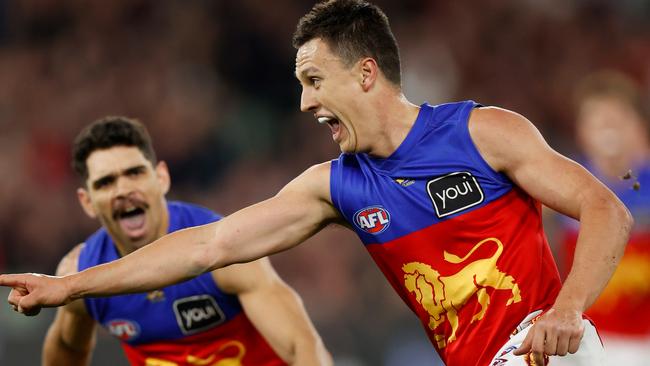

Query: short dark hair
[72,116,157,181]
[293,0,402,86]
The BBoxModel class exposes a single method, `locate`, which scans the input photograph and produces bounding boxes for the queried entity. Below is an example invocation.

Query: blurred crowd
[0,0,649,365]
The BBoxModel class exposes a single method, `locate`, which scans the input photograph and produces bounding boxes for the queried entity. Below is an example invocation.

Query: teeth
[317,116,333,124]
[125,207,137,213]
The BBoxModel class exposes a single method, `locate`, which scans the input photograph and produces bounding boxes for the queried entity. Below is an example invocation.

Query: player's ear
[155,161,171,195]
[359,57,378,92]
[77,188,97,219]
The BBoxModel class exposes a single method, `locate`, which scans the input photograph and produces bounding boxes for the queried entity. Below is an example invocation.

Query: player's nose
[300,87,319,113]
[114,175,135,198]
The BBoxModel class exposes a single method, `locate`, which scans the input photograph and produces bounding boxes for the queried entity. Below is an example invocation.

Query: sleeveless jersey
[330,101,562,366]
[78,201,285,366]
[560,161,650,335]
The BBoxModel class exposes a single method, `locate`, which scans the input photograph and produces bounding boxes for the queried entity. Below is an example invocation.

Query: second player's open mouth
[115,206,148,239]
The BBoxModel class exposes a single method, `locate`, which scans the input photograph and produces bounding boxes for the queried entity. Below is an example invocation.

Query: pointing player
[1,1,631,365]
[40,117,331,366]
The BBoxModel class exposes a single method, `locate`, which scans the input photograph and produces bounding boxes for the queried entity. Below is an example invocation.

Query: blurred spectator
[557,70,650,366]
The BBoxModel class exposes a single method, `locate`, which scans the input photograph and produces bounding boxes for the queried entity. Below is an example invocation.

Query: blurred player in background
[1,1,632,365]
[41,117,331,366]
[558,70,650,366]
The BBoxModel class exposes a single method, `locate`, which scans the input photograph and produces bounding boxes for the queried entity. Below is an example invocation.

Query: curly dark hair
[72,116,157,181]
[293,0,402,87]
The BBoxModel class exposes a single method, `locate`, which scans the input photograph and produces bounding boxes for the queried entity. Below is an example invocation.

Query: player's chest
[95,283,238,344]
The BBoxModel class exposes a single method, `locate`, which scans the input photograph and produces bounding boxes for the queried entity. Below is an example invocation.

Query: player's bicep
[507,148,602,219]
[212,162,340,266]
[469,107,613,219]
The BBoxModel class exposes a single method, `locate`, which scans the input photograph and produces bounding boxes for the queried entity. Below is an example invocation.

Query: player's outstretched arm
[214,258,333,366]
[1,162,339,315]
[42,244,97,366]
[468,107,633,362]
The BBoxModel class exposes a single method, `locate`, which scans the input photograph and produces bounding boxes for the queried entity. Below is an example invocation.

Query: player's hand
[513,308,584,364]
[0,273,71,316]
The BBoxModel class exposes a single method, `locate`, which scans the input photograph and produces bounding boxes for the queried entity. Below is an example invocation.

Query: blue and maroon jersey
[560,161,650,335]
[78,201,285,366]
[330,101,562,366]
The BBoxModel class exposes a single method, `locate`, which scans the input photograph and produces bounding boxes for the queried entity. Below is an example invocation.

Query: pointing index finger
[0,274,26,288]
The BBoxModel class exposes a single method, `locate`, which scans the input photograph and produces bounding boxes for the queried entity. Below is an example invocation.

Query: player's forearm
[555,196,633,311]
[66,222,221,299]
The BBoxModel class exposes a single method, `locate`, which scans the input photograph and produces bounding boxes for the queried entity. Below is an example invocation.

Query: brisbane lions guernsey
[330,101,562,366]
[78,201,285,366]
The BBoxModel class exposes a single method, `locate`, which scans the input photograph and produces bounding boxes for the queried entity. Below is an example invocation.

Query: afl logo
[107,319,140,341]
[354,206,391,234]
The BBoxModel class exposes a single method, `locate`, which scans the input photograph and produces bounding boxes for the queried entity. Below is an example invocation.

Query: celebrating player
[1,1,632,365]
[40,117,331,366]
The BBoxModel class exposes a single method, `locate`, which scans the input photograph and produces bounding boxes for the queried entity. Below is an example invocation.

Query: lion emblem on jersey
[145,340,246,366]
[403,237,521,348]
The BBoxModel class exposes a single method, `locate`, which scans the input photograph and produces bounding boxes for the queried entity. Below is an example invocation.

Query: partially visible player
[1,2,632,365]
[558,70,650,366]
[41,117,331,366]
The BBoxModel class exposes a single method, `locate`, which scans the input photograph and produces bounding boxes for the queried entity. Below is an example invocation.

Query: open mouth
[114,205,148,239]
[317,116,341,141]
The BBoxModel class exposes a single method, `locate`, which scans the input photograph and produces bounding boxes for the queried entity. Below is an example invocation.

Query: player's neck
[365,93,420,158]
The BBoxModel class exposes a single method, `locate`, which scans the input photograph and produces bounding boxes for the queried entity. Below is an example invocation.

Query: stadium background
[0,0,648,365]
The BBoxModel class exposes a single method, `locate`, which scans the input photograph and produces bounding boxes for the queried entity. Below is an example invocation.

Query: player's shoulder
[469,106,530,133]
[294,161,332,185]
[469,106,546,149]
[279,161,334,205]
[469,106,546,163]
[56,243,86,276]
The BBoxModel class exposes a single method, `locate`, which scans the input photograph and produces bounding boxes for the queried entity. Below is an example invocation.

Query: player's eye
[93,176,114,190]
[125,166,146,177]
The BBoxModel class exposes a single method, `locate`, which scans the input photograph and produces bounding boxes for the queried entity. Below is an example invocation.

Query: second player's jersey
[78,201,285,366]
[330,101,562,366]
